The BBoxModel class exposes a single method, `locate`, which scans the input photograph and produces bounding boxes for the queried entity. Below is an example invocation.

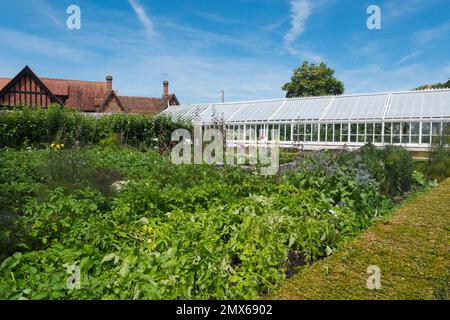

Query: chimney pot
[106,75,113,91]
[163,80,169,97]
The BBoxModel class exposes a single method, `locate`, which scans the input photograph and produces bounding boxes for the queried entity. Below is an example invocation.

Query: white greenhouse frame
[161,89,450,151]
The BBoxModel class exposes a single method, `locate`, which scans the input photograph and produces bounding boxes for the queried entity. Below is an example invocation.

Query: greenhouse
[161,88,450,151]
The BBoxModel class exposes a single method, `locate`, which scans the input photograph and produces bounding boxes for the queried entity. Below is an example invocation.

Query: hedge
[0,106,191,150]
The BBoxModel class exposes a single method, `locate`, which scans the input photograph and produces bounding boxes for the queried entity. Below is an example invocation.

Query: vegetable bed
[0,146,405,299]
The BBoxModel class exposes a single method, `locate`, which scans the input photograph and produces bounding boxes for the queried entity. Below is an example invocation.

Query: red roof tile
[0,78,11,90]
[1,67,179,113]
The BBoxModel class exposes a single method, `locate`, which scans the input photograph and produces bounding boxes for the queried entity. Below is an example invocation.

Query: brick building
[0,66,179,114]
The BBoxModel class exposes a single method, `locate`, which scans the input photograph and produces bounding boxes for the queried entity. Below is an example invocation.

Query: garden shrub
[381,145,413,196]
[426,144,450,181]
[340,144,414,196]
[0,105,191,150]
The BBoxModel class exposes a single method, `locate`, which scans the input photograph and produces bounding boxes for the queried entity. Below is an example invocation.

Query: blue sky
[0,0,449,103]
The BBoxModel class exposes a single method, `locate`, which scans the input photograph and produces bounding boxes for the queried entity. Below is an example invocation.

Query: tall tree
[282,61,344,98]
[415,78,450,90]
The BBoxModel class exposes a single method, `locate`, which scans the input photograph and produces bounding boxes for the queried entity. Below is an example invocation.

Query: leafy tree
[282,61,344,98]
[415,78,450,90]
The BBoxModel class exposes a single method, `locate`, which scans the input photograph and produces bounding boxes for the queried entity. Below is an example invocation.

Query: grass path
[272,179,450,300]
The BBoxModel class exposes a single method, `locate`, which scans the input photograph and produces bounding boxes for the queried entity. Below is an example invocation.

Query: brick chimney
[163,80,169,97]
[106,75,113,91]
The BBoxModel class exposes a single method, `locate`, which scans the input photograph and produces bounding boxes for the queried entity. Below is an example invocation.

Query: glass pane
[384,123,392,144]
[342,124,349,142]
[334,124,341,142]
[443,122,450,135]
[286,124,292,141]
[402,123,410,135]
[401,133,409,144]
[367,123,374,135]
[358,123,365,136]
[432,135,442,144]
[393,123,400,143]
[312,124,319,142]
[384,122,392,135]
[443,122,450,145]
[327,124,333,142]
[411,135,419,144]
[432,122,441,135]
[320,124,327,142]
[422,122,430,135]
[305,124,311,135]
[411,122,420,135]
[358,134,365,142]
[342,124,349,135]
[280,124,286,141]
[375,123,382,135]
[305,124,312,142]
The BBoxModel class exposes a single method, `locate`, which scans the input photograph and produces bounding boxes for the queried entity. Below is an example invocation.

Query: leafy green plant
[0,146,397,300]
[0,105,191,151]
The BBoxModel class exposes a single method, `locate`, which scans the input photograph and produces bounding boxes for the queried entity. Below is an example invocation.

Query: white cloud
[386,0,431,17]
[338,63,450,94]
[284,46,324,63]
[283,0,324,62]
[394,50,423,65]
[0,27,94,62]
[284,0,312,47]
[413,22,450,44]
[128,0,158,39]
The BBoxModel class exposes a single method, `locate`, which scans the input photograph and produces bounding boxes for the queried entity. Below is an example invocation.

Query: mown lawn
[271,178,450,300]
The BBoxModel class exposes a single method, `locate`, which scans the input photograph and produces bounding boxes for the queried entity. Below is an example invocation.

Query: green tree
[415,78,450,90]
[282,61,344,98]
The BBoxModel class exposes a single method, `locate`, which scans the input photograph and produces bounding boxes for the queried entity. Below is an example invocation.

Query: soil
[285,251,307,279]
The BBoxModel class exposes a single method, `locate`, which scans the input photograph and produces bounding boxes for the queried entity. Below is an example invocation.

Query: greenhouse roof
[161,88,450,123]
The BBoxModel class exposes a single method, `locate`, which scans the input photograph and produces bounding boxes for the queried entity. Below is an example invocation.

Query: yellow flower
[56,144,61,150]
[51,143,55,148]
[61,144,65,148]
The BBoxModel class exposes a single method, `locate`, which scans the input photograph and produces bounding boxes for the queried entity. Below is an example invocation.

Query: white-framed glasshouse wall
[161,88,450,151]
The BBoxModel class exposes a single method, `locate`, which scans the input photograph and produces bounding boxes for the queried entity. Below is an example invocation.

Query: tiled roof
[0,78,11,90]
[0,72,179,113]
[119,94,177,114]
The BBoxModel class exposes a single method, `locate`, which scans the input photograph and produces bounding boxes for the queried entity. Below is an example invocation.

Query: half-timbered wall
[0,66,62,108]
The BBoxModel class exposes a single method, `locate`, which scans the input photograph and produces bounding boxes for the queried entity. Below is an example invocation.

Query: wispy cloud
[30,0,64,28]
[338,62,450,94]
[394,50,424,65]
[385,0,437,18]
[0,27,94,62]
[284,0,312,47]
[413,22,450,44]
[128,0,158,39]
[283,0,324,62]
[193,11,242,25]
